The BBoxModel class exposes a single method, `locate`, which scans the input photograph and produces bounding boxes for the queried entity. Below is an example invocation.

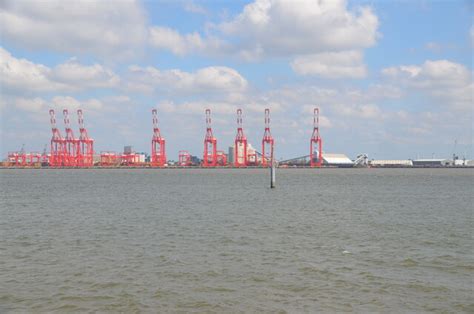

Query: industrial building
[370,160,413,167]
[413,159,450,167]
[322,153,354,167]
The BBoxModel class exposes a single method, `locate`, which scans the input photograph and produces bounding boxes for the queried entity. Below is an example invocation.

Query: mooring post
[270,161,276,188]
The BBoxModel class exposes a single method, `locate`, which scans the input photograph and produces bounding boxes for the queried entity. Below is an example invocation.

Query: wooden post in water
[270,161,276,188]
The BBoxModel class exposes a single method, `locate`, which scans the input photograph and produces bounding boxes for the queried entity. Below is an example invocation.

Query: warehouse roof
[323,153,353,165]
[371,159,413,166]
[413,158,448,162]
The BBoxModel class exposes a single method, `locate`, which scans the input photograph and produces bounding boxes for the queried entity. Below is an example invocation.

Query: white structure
[137,153,146,163]
[370,160,413,167]
[247,143,257,164]
[454,159,467,166]
[354,154,369,167]
[413,159,450,167]
[323,153,353,167]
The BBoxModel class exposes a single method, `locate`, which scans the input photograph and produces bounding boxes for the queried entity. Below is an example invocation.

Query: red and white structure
[151,109,166,167]
[49,109,65,167]
[7,149,41,167]
[178,150,192,166]
[310,107,323,167]
[120,152,141,166]
[216,150,227,166]
[100,151,118,166]
[203,109,217,167]
[62,109,78,167]
[234,109,248,167]
[261,108,274,167]
[77,109,94,167]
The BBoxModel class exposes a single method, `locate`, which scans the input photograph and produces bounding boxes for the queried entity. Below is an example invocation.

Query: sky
[1,0,473,161]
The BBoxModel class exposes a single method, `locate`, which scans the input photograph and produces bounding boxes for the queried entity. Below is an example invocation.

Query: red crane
[63,109,78,167]
[49,109,65,167]
[310,107,323,167]
[77,109,94,167]
[234,109,247,167]
[151,109,166,167]
[203,109,217,167]
[261,108,274,167]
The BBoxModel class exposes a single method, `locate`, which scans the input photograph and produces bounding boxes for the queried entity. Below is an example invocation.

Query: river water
[0,168,472,312]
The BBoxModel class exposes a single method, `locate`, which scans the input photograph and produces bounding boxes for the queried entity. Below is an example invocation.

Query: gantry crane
[261,108,274,167]
[310,107,323,167]
[151,109,166,167]
[203,109,217,167]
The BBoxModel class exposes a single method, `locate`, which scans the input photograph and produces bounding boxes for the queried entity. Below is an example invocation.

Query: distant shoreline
[1,166,473,170]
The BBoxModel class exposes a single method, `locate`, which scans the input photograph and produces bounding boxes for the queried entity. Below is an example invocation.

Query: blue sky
[1,0,472,160]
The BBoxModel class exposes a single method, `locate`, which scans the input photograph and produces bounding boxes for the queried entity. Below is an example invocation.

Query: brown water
[0,168,472,312]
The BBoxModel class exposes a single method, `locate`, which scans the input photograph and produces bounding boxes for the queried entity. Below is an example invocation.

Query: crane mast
[234,109,248,167]
[77,109,94,167]
[261,108,274,167]
[310,107,323,167]
[63,109,78,167]
[203,109,217,167]
[151,109,166,167]
[49,109,65,167]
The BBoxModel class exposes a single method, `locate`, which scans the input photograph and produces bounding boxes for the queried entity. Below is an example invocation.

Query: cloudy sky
[1,0,472,160]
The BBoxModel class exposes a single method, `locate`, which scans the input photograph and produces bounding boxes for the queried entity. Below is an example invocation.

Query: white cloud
[382,60,469,86]
[51,96,80,110]
[218,0,379,59]
[245,101,283,113]
[301,102,381,121]
[0,47,68,92]
[148,0,379,62]
[50,96,103,111]
[0,47,119,94]
[0,0,147,58]
[157,100,237,115]
[291,50,367,78]
[265,83,402,109]
[82,99,104,110]
[364,84,403,100]
[149,27,203,56]
[151,1,379,79]
[15,97,47,112]
[382,59,472,110]
[127,65,248,94]
[13,96,103,113]
[148,26,226,56]
[52,58,119,88]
